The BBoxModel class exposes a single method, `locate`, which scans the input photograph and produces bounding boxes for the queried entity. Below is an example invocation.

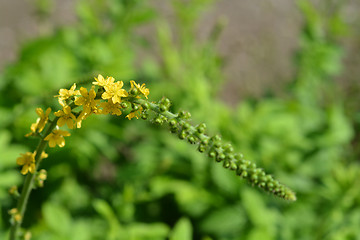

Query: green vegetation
[1,0,359,239]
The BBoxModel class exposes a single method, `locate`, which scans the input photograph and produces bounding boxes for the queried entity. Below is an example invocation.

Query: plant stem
[9,118,58,240]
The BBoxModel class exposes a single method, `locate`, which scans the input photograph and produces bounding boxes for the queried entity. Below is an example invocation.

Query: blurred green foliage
[1,0,360,239]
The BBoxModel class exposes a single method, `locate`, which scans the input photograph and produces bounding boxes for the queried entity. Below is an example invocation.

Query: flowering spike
[132,98,296,201]
[13,74,296,240]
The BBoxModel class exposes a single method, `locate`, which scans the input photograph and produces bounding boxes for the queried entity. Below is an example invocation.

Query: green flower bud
[223,144,234,153]
[142,102,150,110]
[236,164,247,176]
[250,174,258,183]
[198,144,206,153]
[212,135,221,142]
[214,141,221,148]
[154,117,163,124]
[178,130,186,140]
[230,161,238,170]
[141,113,148,120]
[241,171,248,178]
[159,105,167,112]
[223,160,230,168]
[121,102,129,108]
[200,138,209,145]
[249,163,256,170]
[130,88,139,95]
[208,151,216,158]
[184,112,191,119]
[178,111,191,119]
[169,119,177,127]
[187,136,196,144]
[259,176,267,183]
[227,153,235,161]
[161,97,171,108]
[182,123,190,130]
[196,123,206,134]
[216,153,226,162]
[235,153,244,160]
[132,104,140,111]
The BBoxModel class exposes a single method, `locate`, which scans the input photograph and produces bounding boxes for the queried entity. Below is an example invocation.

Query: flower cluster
[19,75,150,175]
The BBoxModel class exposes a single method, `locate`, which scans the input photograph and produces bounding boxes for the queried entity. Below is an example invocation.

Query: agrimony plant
[8,75,296,239]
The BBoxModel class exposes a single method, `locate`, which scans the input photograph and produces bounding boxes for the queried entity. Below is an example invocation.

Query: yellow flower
[126,107,143,120]
[102,81,128,104]
[130,80,150,99]
[100,99,122,116]
[55,83,80,106]
[26,108,51,137]
[44,129,71,148]
[16,152,36,175]
[92,74,115,87]
[74,86,99,115]
[54,106,77,129]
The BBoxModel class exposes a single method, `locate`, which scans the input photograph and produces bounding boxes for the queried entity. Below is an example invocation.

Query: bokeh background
[1,0,360,239]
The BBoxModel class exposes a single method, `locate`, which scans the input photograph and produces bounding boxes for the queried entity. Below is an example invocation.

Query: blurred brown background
[0,0,359,103]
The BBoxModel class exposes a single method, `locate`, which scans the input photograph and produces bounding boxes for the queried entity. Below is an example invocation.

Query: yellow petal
[89,88,96,98]
[79,87,88,97]
[54,110,63,117]
[70,83,77,91]
[57,117,66,127]
[64,106,72,114]
[102,92,111,100]
[48,140,56,148]
[74,96,85,105]
[45,107,51,116]
[16,156,25,165]
[36,109,43,118]
[57,137,65,147]
[29,163,36,174]
[21,166,28,175]
[66,119,74,129]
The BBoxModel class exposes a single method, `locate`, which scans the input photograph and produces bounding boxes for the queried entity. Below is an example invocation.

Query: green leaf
[128,222,170,239]
[200,205,245,236]
[93,199,124,239]
[170,217,192,240]
[242,188,278,227]
[42,202,72,235]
